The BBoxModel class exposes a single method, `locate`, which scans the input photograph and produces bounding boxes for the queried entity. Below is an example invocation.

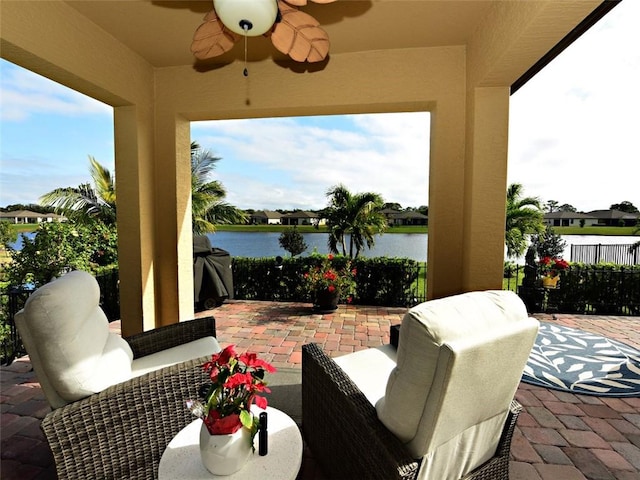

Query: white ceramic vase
[199,423,253,476]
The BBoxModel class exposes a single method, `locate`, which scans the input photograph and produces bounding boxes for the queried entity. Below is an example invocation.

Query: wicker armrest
[124,316,217,359]
[41,356,210,480]
[302,343,420,480]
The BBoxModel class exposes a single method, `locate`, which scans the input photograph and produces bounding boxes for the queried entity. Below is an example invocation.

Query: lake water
[9,231,636,263]
[204,232,428,260]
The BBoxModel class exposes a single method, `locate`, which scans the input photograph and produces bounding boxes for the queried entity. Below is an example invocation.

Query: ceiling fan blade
[271,2,330,62]
[191,9,239,60]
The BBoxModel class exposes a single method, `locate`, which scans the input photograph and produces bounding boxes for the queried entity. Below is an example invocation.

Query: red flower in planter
[187,345,276,441]
[538,256,570,277]
[303,254,357,301]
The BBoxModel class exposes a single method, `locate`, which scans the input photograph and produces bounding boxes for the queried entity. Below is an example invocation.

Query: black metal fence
[516,265,640,315]
[4,260,638,364]
[571,244,639,265]
[232,256,427,307]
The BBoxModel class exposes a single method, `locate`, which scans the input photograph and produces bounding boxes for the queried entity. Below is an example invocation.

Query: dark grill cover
[193,235,233,310]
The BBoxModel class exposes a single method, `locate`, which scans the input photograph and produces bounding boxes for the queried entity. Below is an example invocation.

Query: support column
[427,102,466,300]
[462,87,511,291]
[153,114,194,326]
[114,105,157,336]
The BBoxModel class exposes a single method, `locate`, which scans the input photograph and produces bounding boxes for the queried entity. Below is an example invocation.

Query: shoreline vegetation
[5,224,639,236]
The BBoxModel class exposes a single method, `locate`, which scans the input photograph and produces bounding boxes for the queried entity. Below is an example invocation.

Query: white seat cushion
[333,344,397,406]
[131,336,221,377]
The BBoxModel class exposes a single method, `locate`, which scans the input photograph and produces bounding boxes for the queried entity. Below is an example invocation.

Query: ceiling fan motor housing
[213,0,278,36]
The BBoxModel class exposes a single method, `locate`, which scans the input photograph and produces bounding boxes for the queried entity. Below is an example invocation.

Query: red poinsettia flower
[191,345,276,440]
[538,256,570,277]
[303,254,357,303]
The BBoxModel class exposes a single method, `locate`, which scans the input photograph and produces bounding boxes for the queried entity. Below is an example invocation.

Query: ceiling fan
[191,0,336,64]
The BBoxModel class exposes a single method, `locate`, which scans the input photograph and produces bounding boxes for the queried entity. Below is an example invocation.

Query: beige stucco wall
[1,0,158,335]
[1,0,601,333]
[154,46,467,309]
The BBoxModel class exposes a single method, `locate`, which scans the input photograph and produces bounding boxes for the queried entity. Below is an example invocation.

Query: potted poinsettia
[538,256,570,288]
[303,254,357,311]
[187,345,276,475]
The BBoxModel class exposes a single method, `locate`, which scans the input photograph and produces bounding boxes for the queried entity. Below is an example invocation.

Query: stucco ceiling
[65,0,496,68]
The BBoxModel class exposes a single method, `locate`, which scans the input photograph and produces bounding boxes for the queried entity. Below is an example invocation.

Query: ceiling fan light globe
[213,0,278,37]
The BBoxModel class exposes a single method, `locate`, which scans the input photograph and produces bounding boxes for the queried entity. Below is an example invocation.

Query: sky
[1,1,638,213]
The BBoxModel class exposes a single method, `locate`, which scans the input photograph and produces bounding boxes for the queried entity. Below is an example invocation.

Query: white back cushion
[376,290,538,458]
[15,271,133,408]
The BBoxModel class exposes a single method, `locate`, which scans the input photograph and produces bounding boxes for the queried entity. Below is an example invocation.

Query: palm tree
[190,142,247,235]
[40,155,116,225]
[505,183,544,258]
[325,184,387,259]
[41,146,244,233]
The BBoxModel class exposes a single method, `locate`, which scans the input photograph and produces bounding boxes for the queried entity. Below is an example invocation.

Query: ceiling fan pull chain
[243,24,249,77]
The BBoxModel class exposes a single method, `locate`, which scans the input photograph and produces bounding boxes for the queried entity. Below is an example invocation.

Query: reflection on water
[9,231,636,263]
[205,232,429,262]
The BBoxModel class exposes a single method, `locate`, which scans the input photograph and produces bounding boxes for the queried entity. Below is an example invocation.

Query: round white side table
[158,407,303,480]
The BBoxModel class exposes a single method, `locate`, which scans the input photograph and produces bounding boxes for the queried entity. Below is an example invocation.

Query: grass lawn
[553,226,637,236]
[9,224,38,234]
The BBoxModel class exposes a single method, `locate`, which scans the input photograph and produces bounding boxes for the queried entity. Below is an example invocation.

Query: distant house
[249,210,282,225]
[587,209,640,227]
[381,208,400,225]
[381,208,428,226]
[543,211,597,227]
[0,210,66,224]
[389,211,428,226]
[281,211,320,226]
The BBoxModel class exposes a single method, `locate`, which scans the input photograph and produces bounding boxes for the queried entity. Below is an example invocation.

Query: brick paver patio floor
[1,300,639,480]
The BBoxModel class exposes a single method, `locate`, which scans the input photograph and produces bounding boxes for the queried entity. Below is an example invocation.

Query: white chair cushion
[333,344,397,406]
[376,290,539,460]
[131,336,221,377]
[15,271,134,407]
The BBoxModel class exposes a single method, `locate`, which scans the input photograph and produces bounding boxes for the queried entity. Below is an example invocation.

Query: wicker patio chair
[302,290,539,480]
[14,271,221,479]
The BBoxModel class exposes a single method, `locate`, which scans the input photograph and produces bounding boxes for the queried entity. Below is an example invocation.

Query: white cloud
[193,112,430,210]
[0,60,111,121]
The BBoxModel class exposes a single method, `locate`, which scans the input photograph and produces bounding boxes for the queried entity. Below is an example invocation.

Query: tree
[0,222,17,248]
[545,200,559,213]
[559,204,577,212]
[324,184,387,259]
[610,201,639,213]
[278,226,307,257]
[531,225,567,259]
[505,183,544,258]
[4,222,117,287]
[191,142,247,234]
[40,156,116,225]
[382,202,402,211]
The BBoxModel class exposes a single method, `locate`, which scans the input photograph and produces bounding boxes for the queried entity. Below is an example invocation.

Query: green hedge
[231,255,425,307]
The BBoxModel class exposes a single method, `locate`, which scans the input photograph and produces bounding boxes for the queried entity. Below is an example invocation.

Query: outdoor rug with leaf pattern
[522,322,640,397]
